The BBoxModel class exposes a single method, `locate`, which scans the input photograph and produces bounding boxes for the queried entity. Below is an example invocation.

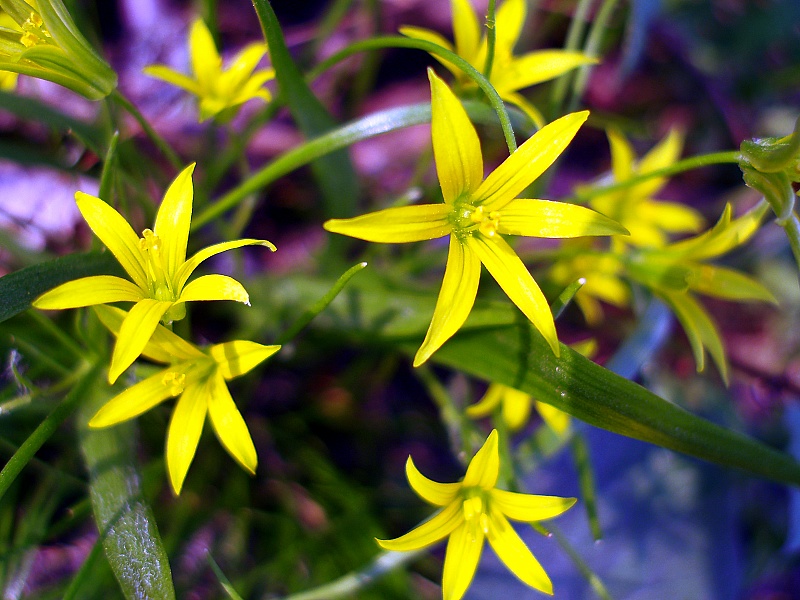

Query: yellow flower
[467,340,595,432]
[144,18,274,122]
[401,0,595,126]
[0,0,117,99]
[588,128,704,247]
[626,202,775,383]
[90,305,280,495]
[377,430,575,599]
[324,70,625,366]
[33,164,275,383]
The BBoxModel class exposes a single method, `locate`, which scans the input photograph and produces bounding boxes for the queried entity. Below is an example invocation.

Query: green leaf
[251,0,359,218]
[0,252,123,324]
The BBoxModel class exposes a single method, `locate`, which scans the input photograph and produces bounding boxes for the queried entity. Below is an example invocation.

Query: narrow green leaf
[0,252,123,324]
[78,383,176,600]
[570,433,601,541]
[251,0,359,218]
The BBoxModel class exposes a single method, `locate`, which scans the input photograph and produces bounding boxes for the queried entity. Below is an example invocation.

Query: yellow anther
[162,371,186,396]
[462,495,484,521]
[21,12,48,47]
[139,229,161,253]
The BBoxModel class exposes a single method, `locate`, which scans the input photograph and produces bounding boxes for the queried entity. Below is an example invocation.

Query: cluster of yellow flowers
[21,0,786,597]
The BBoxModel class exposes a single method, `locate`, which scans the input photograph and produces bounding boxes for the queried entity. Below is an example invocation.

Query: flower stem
[482,0,498,81]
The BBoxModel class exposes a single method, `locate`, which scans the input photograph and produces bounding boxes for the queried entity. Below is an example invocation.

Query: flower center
[462,489,491,536]
[139,229,173,300]
[451,201,500,241]
[20,12,49,47]
[161,371,186,396]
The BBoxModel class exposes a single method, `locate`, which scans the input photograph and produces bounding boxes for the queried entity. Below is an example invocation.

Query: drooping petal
[324,204,452,244]
[535,400,571,436]
[93,305,204,364]
[429,69,483,204]
[406,456,461,506]
[451,0,480,63]
[466,234,559,355]
[108,299,172,384]
[175,239,275,291]
[143,65,202,95]
[88,369,177,428]
[209,340,281,379]
[486,509,553,594]
[498,387,533,431]
[33,275,144,309]
[166,380,209,494]
[465,383,504,419]
[178,274,249,304]
[496,50,596,93]
[414,236,481,367]
[491,489,576,522]
[154,164,195,279]
[442,520,484,600]
[497,199,628,238]
[475,111,589,212]
[189,18,220,90]
[75,192,148,290]
[463,429,499,489]
[207,371,257,474]
[376,500,463,552]
[399,26,460,78]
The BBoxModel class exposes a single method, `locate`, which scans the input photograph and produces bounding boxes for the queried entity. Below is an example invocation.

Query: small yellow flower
[324,70,625,366]
[401,0,595,126]
[377,430,575,599]
[33,164,275,383]
[588,128,704,247]
[144,18,274,122]
[90,305,280,495]
[626,202,776,383]
[0,0,117,99]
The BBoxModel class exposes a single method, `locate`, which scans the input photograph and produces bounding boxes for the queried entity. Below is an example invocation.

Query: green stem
[0,361,100,503]
[572,151,740,203]
[779,212,800,274]
[549,0,594,115]
[308,36,517,153]
[109,90,183,171]
[483,0,498,81]
[568,0,620,112]
[548,524,614,600]
[281,550,426,600]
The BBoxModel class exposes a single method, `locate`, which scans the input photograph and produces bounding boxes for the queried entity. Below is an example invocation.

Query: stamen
[162,371,186,396]
[21,12,48,48]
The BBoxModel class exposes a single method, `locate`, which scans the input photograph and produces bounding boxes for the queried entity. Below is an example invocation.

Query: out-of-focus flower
[144,18,274,122]
[401,0,594,126]
[626,202,775,383]
[33,164,275,383]
[0,0,117,99]
[588,128,704,248]
[324,69,625,366]
[90,305,279,495]
[377,430,575,599]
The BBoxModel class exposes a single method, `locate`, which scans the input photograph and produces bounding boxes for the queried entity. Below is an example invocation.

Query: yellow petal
[466,234,559,355]
[207,371,257,474]
[175,239,275,291]
[494,50,595,93]
[143,65,202,95]
[486,509,553,594]
[414,236,481,367]
[500,91,545,129]
[500,387,533,431]
[108,299,172,384]
[635,200,704,234]
[33,275,144,309]
[442,520,484,600]
[463,429,499,489]
[189,18,220,90]
[75,192,149,290]
[494,0,526,56]
[497,199,628,238]
[607,127,634,182]
[465,383,504,418]
[666,202,767,260]
[406,456,460,506]
[491,488,576,522]
[88,369,176,428]
[451,0,480,63]
[179,274,249,304]
[535,400,570,435]
[632,128,684,198]
[323,204,452,244]
[209,340,280,379]
[428,69,484,204]
[225,43,267,86]
[376,500,463,552]
[475,111,589,212]
[166,379,209,495]
[154,164,195,280]
[399,26,460,78]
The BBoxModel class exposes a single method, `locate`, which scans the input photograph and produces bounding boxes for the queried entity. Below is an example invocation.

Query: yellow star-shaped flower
[324,69,626,366]
[144,18,274,122]
[401,0,595,126]
[33,164,275,383]
[90,305,280,495]
[377,430,575,599]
